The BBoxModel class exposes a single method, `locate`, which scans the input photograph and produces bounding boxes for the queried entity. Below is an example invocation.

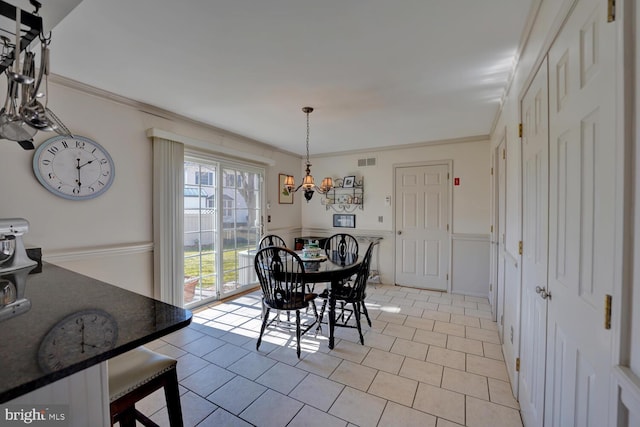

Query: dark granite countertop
[0,263,192,403]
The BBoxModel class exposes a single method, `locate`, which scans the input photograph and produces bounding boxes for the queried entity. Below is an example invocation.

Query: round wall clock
[32,135,115,200]
[38,309,118,372]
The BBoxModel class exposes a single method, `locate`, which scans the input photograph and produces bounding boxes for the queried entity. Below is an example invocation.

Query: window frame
[184,149,265,307]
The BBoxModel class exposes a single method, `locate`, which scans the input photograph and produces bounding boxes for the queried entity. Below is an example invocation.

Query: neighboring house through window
[183,155,263,308]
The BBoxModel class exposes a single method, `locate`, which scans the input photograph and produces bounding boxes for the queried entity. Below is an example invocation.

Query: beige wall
[0,78,302,296]
[301,139,490,233]
[298,138,491,290]
[0,76,491,297]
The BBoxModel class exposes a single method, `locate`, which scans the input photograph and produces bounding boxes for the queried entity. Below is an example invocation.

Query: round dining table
[297,252,362,349]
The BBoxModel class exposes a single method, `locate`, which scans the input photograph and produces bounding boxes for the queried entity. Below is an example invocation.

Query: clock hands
[80,320,86,354]
[76,158,82,189]
[82,342,100,349]
[74,158,93,190]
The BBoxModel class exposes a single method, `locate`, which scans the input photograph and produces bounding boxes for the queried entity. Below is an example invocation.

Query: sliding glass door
[184,155,263,307]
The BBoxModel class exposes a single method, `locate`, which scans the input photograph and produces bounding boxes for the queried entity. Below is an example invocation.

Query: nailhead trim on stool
[108,346,183,427]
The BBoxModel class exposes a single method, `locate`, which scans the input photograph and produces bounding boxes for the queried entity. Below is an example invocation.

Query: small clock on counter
[32,135,115,200]
[37,309,118,373]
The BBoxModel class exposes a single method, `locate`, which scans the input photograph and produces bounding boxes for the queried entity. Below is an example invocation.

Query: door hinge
[519,241,523,255]
[490,283,492,292]
[446,273,449,281]
[516,358,521,372]
[490,167,494,175]
[447,224,449,231]
[608,0,615,22]
[518,123,523,138]
[447,172,450,180]
[605,294,612,329]
[490,225,494,233]
[502,149,506,159]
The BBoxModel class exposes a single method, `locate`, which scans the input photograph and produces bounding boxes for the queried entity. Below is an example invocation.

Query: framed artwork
[279,173,293,204]
[343,176,356,188]
[333,214,356,228]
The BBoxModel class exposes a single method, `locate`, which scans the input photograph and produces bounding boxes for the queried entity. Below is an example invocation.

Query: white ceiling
[39,0,533,155]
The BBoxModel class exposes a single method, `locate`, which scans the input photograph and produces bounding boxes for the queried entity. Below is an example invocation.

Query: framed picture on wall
[333,214,356,228]
[279,173,293,204]
[343,176,356,188]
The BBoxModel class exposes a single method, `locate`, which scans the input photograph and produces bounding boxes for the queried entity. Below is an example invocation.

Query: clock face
[38,309,118,373]
[33,135,115,200]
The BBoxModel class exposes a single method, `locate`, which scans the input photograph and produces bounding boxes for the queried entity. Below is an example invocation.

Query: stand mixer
[0,218,37,321]
[0,218,37,273]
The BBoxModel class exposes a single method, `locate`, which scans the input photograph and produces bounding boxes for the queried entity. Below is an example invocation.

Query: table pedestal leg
[328,285,336,349]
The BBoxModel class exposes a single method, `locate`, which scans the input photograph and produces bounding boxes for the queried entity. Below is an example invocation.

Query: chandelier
[283,106,333,202]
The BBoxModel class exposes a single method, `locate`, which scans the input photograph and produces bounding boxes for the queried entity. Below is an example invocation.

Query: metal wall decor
[322,176,364,212]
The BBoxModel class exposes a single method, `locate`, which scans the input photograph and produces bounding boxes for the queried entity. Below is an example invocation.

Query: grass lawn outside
[184,245,256,301]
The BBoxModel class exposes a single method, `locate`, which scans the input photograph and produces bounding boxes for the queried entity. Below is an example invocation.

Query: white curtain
[152,137,184,305]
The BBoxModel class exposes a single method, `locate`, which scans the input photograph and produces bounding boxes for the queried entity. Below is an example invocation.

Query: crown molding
[311,134,489,159]
[48,73,301,159]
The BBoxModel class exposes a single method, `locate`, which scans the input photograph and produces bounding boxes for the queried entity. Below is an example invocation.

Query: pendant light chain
[306,110,310,165]
[304,106,312,167]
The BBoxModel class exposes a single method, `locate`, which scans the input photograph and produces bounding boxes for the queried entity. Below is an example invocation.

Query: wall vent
[357,157,377,167]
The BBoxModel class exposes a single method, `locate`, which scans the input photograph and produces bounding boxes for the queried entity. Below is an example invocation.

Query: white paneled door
[545,0,617,425]
[496,138,507,341]
[519,57,549,427]
[394,164,450,290]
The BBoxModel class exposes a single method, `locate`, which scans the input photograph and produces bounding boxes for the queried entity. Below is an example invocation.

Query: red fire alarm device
[454,177,460,186]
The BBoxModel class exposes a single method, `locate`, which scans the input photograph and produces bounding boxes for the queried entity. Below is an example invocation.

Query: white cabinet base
[7,362,110,427]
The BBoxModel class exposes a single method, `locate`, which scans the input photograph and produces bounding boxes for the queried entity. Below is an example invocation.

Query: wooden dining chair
[254,246,318,357]
[257,234,288,319]
[322,233,359,320]
[318,242,375,345]
[324,233,359,266]
[258,234,287,249]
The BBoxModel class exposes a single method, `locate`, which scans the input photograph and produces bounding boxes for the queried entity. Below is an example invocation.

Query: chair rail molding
[44,242,153,263]
[613,366,640,422]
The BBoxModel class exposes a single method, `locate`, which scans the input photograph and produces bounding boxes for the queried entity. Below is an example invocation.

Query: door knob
[536,286,551,300]
[397,231,402,235]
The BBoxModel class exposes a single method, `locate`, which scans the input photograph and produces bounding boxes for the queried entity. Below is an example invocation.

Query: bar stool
[108,346,183,427]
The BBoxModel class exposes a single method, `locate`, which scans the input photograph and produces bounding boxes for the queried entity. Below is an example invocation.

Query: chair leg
[118,407,137,427]
[353,302,364,345]
[164,368,184,427]
[257,308,270,350]
[337,301,346,322]
[311,299,319,322]
[296,310,302,358]
[361,301,372,327]
[316,299,327,332]
[133,409,158,427]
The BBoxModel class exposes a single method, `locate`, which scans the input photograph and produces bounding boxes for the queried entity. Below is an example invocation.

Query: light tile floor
[137,284,523,427]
